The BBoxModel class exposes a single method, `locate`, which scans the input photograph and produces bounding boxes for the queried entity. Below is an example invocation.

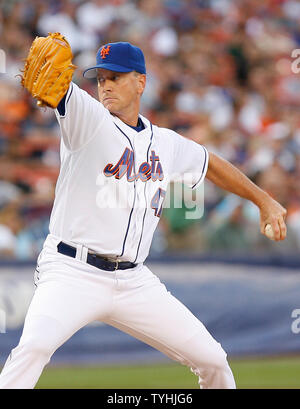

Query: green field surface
[33,356,300,389]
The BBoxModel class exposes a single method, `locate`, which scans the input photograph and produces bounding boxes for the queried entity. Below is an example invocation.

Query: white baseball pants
[0,235,236,389]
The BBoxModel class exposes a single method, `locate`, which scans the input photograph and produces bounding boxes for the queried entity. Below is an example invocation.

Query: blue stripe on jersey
[67,83,74,104]
[113,123,137,258]
[56,83,73,116]
[134,122,154,263]
[56,94,67,116]
[191,146,208,189]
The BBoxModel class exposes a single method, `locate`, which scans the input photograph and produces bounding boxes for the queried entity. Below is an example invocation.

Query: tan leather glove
[21,32,77,108]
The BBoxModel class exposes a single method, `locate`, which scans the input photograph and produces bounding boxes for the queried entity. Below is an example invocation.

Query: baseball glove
[20,32,77,109]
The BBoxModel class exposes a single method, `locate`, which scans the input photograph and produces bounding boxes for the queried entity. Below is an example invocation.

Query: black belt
[57,241,136,271]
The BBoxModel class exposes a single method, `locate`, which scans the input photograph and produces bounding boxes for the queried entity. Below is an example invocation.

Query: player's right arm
[206,152,287,241]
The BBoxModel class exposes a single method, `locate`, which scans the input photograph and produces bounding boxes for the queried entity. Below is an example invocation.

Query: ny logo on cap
[100,45,111,59]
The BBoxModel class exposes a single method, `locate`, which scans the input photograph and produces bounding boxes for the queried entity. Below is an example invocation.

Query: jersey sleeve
[54,82,106,151]
[169,130,209,189]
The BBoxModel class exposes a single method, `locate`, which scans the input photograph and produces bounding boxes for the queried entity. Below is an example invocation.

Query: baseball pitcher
[0,33,287,389]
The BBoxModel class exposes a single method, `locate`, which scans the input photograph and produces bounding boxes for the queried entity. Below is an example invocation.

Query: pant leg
[105,265,236,389]
[0,254,114,389]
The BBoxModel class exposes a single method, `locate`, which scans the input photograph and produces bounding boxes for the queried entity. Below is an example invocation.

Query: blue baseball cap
[83,42,146,78]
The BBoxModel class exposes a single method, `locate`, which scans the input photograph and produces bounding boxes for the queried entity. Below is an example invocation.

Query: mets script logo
[100,45,111,59]
[103,148,164,182]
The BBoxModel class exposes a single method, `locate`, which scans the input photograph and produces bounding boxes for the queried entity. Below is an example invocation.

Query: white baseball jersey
[50,82,208,263]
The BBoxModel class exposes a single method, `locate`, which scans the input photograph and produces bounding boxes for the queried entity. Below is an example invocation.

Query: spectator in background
[0,202,23,258]
[0,0,300,260]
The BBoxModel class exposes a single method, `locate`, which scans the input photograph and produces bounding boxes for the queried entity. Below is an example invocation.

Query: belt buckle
[114,260,119,270]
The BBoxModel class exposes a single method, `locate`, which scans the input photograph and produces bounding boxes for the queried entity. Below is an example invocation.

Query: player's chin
[102,99,118,112]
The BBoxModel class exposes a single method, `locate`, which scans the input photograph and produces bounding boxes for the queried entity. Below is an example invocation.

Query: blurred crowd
[1,0,300,260]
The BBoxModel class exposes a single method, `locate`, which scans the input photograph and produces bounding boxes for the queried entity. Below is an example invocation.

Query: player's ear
[135,72,146,96]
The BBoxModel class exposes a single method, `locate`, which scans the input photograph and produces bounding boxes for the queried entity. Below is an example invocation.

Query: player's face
[97,69,146,123]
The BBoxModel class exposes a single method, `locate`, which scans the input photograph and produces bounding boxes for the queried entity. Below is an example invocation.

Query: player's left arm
[206,152,287,241]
